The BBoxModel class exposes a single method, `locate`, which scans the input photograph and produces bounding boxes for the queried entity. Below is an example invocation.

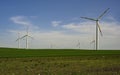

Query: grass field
[0,48,120,75]
[0,47,120,57]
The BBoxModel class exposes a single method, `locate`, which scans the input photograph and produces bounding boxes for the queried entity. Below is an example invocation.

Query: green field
[0,47,120,57]
[0,48,120,75]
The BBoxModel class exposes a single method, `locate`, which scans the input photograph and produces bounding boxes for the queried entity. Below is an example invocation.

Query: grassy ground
[0,56,120,75]
[0,48,120,75]
[0,47,120,57]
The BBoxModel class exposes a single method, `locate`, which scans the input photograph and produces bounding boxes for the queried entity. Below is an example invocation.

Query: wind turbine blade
[26,26,29,34]
[76,40,79,46]
[81,17,96,21]
[28,35,34,39]
[90,40,95,44]
[20,35,27,39]
[98,8,110,20]
[97,22,103,36]
[16,38,20,41]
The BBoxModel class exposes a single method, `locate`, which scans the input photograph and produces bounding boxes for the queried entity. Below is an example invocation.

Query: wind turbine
[16,32,20,48]
[76,40,80,49]
[20,26,33,49]
[81,8,109,50]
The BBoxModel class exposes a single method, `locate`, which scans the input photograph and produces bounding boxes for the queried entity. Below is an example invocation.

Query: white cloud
[10,16,39,33]
[10,16,32,26]
[51,21,62,27]
[8,19,120,49]
[1,16,120,49]
[62,22,95,35]
[29,30,90,49]
[101,21,120,37]
[61,20,120,37]
[106,16,117,22]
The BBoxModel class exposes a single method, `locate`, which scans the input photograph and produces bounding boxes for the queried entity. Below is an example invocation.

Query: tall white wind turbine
[20,26,33,49]
[16,32,20,48]
[81,8,109,50]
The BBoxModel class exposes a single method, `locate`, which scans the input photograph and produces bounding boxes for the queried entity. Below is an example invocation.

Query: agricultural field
[0,48,120,75]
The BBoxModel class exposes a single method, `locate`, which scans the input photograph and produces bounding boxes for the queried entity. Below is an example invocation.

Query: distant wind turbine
[76,40,80,49]
[20,26,33,49]
[16,32,20,48]
[81,8,109,50]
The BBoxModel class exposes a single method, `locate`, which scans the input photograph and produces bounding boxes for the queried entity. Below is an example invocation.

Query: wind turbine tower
[20,26,33,49]
[81,8,109,50]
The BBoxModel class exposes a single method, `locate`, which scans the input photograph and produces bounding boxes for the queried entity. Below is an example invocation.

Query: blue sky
[0,0,120,49]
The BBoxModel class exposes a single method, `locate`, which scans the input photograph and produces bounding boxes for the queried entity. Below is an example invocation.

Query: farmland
[0,48,120,75]
[0,48,120,57]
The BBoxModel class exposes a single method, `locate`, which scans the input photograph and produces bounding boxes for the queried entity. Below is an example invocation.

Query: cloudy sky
[0,0,120,49]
